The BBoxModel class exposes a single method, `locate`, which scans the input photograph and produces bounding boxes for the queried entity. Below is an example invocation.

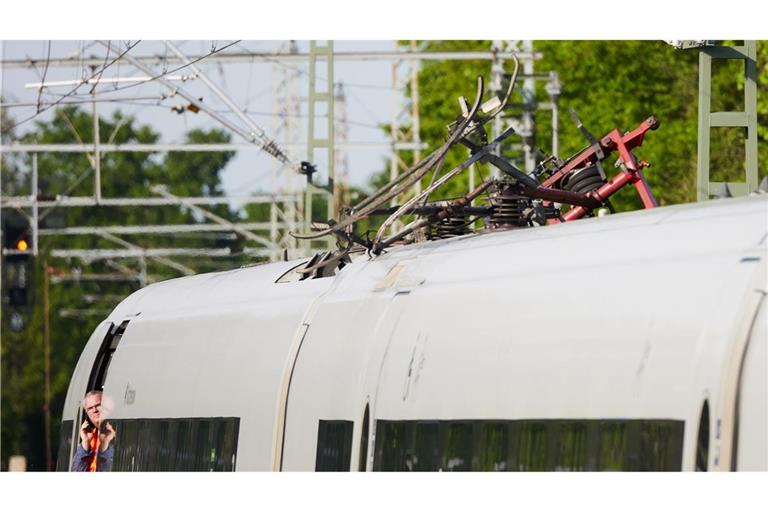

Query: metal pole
[24,75,194,89]
[98,230,196,276]
[149,185,279,249]
[545,72,561,158]
[304,41,335,251]
[490,41,504,178]
[138,256,147,288]
[468,162,475,201]
[410,40,422,196]
[1,142,426,153]
[326,44,336,222]
[43,260,52,471]
[32,153,39,256]
[389,60,399,207]
[551,98,559,158]
[93,93,101,204]
[270,200,278,262]
[522,40,536,173]
[1,194,297,208]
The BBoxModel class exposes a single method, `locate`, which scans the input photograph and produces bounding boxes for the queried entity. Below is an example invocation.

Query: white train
[57,195,767,471]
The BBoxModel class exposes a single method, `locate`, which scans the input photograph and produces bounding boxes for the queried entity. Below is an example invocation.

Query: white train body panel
[61,195,768,471]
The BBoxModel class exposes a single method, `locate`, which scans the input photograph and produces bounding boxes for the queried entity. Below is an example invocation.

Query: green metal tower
[304,41,336,251]
[697,41,758,200]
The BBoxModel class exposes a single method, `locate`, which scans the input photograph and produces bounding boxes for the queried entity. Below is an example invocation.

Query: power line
[35,41,51,113]
[5,40,142,131]
[86,98,384,131]
[234,42,400,93]
[88,40,111,94]
[1,49,542,68]
[0,95,165,108]
[85,40,241,96]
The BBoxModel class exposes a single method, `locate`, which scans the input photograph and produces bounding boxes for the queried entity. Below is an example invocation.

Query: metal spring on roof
[431,215,471,239]
[561,165,606,194]
[489,191,528,229]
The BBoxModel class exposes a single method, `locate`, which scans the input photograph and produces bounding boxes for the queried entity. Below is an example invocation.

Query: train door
[734,296,767,470]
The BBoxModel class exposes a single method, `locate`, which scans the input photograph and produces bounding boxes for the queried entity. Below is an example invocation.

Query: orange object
[87,426,100,472]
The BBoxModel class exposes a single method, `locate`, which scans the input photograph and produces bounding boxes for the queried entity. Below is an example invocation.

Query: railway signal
[2,213,34,330]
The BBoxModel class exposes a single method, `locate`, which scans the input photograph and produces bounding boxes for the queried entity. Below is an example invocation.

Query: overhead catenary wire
[96,40,297,171]
[35,41,52,113]
[0,95,166,109]
[5,40,142,131]
[292,77,486,242]
[164,40,293,167]
[89,41,111,94]
[233,42,413,93]
[83,40,241,96]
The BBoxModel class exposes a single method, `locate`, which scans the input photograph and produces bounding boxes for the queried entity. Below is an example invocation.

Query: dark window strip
[316,420,353,471]
[104,417,239,472]
[374,419,684,472]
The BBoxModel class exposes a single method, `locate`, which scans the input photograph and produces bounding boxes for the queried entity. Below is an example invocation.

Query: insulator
[431,215,471,240]
[488,190,529,229]
[262,139,289,163]
[561,165,606,194]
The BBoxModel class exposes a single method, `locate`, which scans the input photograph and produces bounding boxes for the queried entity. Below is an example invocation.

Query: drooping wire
[89,40,111,94]
[92,40,241,96]
[35,40,52,114]
[6,40,143,131]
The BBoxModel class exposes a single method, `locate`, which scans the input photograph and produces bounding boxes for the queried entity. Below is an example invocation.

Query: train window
[218,418,239,471]
[55,420,74,472]
[443,422,473,471]
[598,421,627,471]
[477,422,508,471]
[517,421,549,471]
[695,401,710,471]
[358,405,370,471]
[637,421,684,471]
[554,421,587,471]
[113,419,139,471]
[413,422,441,471]
[315,420,354,471]
[87,320,129,392]
[109,417,239,471]
[177,419,195,471]
[138,419,161,471]
[154,420,171,470]
[373,418,684,472]
[374,421,409,471]
[195,419,220,471]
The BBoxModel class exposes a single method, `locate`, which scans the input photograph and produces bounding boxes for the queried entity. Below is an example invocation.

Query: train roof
[107,195,767,322]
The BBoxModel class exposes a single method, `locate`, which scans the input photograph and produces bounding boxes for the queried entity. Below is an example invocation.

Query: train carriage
[57,194,767,471]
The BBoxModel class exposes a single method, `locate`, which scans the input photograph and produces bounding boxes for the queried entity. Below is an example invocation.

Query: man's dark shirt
[71,432,115,472]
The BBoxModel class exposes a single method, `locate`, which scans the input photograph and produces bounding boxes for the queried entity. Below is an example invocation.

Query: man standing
[71,390,117,472]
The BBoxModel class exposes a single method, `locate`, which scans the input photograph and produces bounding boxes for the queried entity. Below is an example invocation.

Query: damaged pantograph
[291,56,660,278]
